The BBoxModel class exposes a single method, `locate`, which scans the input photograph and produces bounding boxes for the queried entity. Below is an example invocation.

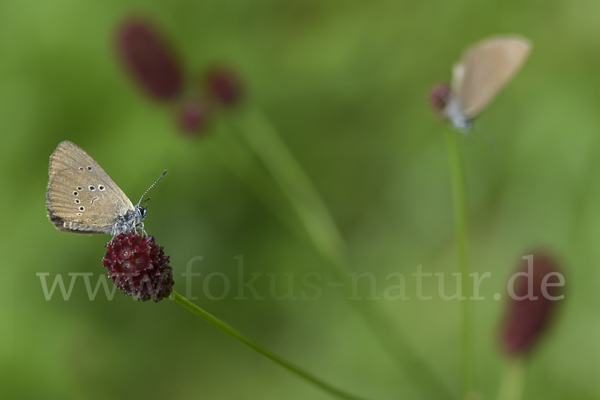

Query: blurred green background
[2,0,599,399]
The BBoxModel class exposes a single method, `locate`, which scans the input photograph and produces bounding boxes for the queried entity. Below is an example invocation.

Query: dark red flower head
[205,65,243,107]
[103,232,174,302]
[429,83,451,117]
[176,98,212,137]
[500,252,564,356]
[116,17,184,101]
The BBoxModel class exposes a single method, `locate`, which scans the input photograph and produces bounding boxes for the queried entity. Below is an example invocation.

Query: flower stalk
[496,358,526,400]
[233,105,346,274]
[443,126,475,399]
[171,291,367,400]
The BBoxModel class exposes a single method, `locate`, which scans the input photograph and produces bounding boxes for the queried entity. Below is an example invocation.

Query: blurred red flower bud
[117,17,184,101]
[429,83,451,117]
[176,99,212,137]
[500,253,564,355]
[205,65,243,107]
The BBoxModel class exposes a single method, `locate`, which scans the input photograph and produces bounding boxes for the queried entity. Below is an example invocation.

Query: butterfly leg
[138,221,147,237]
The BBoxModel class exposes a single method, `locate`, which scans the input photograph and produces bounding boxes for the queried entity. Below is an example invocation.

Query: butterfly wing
[46,141,134,234]
[453,36,531,119]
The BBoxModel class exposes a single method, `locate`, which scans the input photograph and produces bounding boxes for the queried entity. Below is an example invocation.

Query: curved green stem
[171,291,367,400]
[223,105,454,399]
[497,358,526,400]
[233,106,346,274]
[207,122,299,234]
[444,127,474,399]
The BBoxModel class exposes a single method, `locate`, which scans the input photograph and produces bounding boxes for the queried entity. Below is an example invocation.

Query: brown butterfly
[444,35,531,132]
[46,141,165,235]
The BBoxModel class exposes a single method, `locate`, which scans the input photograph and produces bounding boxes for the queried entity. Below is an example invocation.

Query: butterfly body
[444,95,472,132]
[46,141,147,235]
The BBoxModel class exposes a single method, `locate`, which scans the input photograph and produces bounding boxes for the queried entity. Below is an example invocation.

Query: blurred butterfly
[431,35,531,132]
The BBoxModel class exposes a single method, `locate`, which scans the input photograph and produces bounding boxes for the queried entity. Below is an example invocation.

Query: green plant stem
[496,358,526,400]
[443,127,474,399]
[225,105,454,399]
[171,291,367,400]
[233,106,347,275]
[207,122,299,235]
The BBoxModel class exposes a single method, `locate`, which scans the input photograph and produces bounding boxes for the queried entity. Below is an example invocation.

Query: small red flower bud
[116,17,183,101]
[429,83,451,117]
[500,253,564,355]
[103,232,174,302]
[205,65,243,107]
[176,99,211,136]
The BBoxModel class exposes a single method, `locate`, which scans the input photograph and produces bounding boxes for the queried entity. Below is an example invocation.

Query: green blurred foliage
[1,0,598,399]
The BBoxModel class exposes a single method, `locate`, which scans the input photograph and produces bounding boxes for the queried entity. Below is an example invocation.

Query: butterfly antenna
[137,170,167,206]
